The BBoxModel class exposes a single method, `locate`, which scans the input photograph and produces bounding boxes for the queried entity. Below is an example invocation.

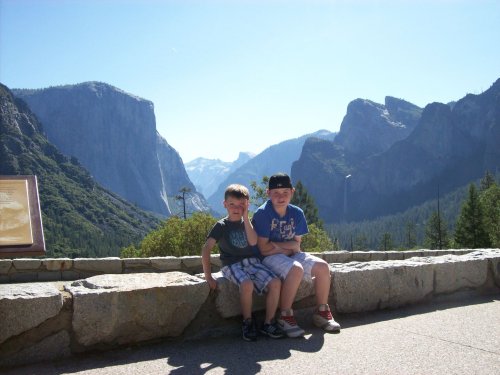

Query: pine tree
[378,232,394,251]
[354,234,369,250]
[480,183,500,247]
[405,221,418,249]
[424,211,449,249]
[291,180,323,228]
[480,170,496,192]
[250,176,269,208]
[454,184,491,248]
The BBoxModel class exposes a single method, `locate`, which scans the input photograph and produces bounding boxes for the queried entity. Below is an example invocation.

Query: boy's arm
[201,237,218,290]
[242,199,257,246]
[278,237,302,254]
[257,236,300,256]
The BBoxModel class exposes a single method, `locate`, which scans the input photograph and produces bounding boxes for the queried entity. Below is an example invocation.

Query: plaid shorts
[262,252,325,281]
[221,257,279,295]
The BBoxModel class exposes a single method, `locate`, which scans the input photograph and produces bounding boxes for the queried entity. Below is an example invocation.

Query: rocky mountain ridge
[333,96,422,162]
[292,78,500,223]
[13,82,209,217]
[206,130,337,213]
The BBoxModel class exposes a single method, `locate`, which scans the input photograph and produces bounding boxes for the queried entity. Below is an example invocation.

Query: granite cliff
[13,82,208,217]
[292,79,500,223]
[0,83,161,257]
[333,97,421,162]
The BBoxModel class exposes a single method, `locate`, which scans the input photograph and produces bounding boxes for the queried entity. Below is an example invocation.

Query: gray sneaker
[277,311,305,338]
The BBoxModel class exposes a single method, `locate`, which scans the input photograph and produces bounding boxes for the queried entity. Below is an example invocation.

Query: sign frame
[0,175,46,257]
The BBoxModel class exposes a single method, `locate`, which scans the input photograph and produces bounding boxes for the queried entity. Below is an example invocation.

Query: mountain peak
[335,97,420,160]
[14,81,151,105]
[235,151,255,164]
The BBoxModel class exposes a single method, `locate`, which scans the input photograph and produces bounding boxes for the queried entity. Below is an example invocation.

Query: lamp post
[437,183,442,250]
[344,174,351,221]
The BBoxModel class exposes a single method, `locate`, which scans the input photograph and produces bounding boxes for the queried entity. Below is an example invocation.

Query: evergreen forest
[327,172,499,251]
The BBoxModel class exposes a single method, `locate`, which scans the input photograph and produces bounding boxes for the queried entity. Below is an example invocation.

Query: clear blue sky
[1,0,499,163]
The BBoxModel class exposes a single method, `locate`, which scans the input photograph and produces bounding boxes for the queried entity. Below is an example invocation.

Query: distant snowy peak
[185,158,232,174]
[185,152,255,198]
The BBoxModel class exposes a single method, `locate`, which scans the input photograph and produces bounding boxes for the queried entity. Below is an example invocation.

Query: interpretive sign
[0,176,45,257]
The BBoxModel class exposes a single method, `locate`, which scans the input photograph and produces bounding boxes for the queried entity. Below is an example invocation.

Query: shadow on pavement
[3,326,329,375]
[4,291,498,375]
[164,331,326,375]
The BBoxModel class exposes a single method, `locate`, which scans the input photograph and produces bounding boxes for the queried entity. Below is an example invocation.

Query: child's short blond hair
[224,184,250,200]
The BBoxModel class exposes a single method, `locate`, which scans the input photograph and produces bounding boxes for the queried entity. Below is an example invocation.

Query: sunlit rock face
[13,82,208,216]
[65,272,209,346]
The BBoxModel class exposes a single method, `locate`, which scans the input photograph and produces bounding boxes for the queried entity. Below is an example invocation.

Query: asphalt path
[4,292,499,375]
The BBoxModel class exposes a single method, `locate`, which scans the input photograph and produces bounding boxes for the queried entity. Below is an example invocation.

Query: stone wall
[1,249,499,369]
[0,249,473,283]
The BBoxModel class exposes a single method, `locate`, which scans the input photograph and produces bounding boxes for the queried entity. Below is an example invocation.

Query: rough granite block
[123,258,152,270]
[181,256,202,270]
[210,254,222,268]
[0,282,63,344]
[0,260,12,274]
[61,270,84,281]
[43,258,73,271]
[73,258,122,274]
[403,251,424,259]
[10,272,39,283]
[0,275,10,283]
[369,251,387,261]
[332,251,353,263]
[66,272,209,346]
[150,257,182,271]
[0,330,71,368]
[12,259,42,271]
[386,251,405,260]
[37,271,62,282]
[350,251,371,262]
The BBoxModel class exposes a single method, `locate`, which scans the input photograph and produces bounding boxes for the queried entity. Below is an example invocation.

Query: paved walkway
[4,292,500,375]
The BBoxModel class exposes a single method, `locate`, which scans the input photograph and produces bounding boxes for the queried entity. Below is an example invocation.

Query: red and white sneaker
[313,304,341,333]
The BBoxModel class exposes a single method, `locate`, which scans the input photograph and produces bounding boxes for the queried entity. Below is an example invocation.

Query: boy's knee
[240,279,254,294]
[313,261,331,278]
[292,262,304,275]
[286,263,304,280]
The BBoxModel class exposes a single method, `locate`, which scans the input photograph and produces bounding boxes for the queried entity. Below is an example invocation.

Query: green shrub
[301,223,335,252]
[122,212,218,257]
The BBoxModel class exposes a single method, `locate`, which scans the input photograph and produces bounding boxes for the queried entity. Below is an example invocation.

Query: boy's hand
[206,276,217,290]
[242,199,250,220]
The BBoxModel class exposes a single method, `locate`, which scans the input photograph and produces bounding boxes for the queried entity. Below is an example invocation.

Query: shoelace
[281,315,298,326]
[319,310,333,320]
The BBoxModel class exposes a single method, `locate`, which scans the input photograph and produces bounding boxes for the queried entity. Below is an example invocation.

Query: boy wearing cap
[202,184,284,341]
[252,173,341,337]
